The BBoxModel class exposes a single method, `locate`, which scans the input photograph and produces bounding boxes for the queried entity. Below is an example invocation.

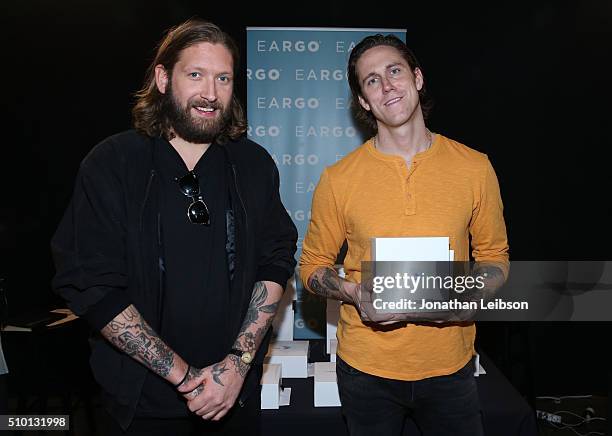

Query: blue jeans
[336,357,483,436]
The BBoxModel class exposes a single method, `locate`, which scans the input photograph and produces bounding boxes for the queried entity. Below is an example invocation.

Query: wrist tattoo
[182,365,202,386]
[228,354,249,378]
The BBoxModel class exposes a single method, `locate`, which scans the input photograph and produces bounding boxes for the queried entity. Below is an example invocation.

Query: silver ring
[191,385,204,398]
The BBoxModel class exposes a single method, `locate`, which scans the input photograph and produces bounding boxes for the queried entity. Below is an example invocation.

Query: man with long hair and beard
[52,18,297,435]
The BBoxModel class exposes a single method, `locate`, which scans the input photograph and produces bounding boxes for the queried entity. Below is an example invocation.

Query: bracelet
[174,365,191,388]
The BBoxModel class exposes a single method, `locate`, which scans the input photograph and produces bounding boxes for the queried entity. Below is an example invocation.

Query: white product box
[272,303,294,341]
[260,363,282,409]
[265,340,309,378]
[272,275,296,341]
[371,236,450,261]
[314,362,341,407]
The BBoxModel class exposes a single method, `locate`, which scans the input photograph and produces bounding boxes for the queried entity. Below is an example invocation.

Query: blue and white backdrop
[247,27,406,338]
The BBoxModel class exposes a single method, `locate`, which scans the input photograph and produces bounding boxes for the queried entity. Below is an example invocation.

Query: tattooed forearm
[121,306,138,322]
[308,267,356,304]
[241,332,256,350]
[101,305,184,381]
[231,320,275,379]
[260,301,279,313]
[229,281,283,376]
[242,281,268,326]
[322,269,341,292]
[105,306,140,332]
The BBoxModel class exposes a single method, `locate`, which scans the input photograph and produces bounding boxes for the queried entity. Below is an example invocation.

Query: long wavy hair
[347,34,434,134]
[132,18,246,143]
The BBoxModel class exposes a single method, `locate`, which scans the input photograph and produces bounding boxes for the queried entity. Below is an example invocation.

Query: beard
[162,81,232,144]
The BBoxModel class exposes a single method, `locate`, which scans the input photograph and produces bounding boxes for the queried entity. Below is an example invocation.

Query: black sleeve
[254,162,298,288]
[51,144,132,331]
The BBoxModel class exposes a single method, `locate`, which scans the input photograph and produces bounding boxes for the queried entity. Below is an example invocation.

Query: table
[2,313,97,435]
[261,340,537,436]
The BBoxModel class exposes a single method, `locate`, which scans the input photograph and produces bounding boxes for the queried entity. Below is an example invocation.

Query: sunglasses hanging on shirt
[175,171,211,225]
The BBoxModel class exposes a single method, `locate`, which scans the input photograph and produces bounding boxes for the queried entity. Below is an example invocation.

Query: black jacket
[51,130,297,429]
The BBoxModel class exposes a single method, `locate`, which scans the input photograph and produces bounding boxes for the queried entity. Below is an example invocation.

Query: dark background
[1,0,611,403]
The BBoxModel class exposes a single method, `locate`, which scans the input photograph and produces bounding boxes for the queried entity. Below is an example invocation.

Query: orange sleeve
[299,169,346,291]
[469,158,510,278]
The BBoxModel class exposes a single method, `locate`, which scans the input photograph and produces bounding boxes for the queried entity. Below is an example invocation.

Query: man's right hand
[177,356,247,421]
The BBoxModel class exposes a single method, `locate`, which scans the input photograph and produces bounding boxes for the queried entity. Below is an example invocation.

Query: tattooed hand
[175,365,205,398]
[177,356,246,421]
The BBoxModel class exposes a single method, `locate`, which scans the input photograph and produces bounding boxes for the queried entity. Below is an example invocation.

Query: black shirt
[51,130,298,429]
[137,140,231,417]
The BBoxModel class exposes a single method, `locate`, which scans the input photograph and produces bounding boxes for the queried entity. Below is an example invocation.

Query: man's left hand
[177,356,247,421]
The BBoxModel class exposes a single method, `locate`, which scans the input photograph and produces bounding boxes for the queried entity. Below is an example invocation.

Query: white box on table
[272,303,294,341]
[265,340,309,378]
[260,363,282,409]
[314,362,341,407]
[272,276,296,341]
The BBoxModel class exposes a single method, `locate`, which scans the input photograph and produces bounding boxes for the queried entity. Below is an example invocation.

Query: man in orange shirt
[299,34,509,436]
